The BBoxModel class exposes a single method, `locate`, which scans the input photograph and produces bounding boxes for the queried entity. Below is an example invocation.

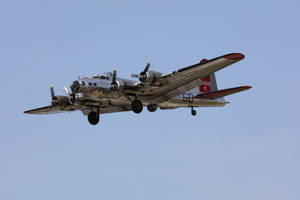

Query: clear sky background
[1,0,299,199]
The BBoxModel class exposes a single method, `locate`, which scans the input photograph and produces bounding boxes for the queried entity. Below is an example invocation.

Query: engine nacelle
[139,71,163,85]
[110,80,125,91]
[51,96,70,107]
[70,80,80,93]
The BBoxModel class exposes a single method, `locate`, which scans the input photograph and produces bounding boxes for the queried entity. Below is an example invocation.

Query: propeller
[63,86,70,96]
[50,85,74,106]
[50,85,55,99]
[130,62,151,80]
[63,86,76,104]
[143,62,151,73]
[112,69,117,84]
[110,69,118,91]
[50,85,58,106]
[139,62,151,82]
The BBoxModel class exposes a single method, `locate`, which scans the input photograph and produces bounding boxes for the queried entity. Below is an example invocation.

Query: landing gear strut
[88,111,100,125]
[147,104,158,112]
[131,99,143,114]
[191,107,197,116]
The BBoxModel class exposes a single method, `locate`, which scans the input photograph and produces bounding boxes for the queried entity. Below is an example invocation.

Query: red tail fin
[199,76,211,93]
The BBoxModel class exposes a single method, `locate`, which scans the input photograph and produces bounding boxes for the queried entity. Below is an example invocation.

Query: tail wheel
[191,109,197,116]
[88,112,100,125]
[131,100,143,114]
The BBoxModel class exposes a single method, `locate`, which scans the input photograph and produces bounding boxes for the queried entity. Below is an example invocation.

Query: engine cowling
[110,80,125,91]
[139,71,163,85]
[51,96,70,107]
[70,80,80,93]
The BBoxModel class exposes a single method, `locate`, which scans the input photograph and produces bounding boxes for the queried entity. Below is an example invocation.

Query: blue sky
[1,0,299,199]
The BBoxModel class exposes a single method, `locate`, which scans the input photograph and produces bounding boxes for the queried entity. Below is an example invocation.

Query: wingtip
[224,53,245,61]
[236,85,252,91]
[243,86,252,89]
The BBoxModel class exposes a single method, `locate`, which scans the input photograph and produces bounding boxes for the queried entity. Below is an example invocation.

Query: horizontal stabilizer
[195,86,251,99]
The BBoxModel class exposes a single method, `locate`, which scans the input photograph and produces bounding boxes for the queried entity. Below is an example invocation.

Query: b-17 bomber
[24,53,251,125]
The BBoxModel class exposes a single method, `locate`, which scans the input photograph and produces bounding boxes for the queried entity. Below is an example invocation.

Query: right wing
[139,53,245,103]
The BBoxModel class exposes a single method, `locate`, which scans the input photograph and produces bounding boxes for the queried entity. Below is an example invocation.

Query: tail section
[199,76,211,93]
[198,73,218,93]
[188,72,220,96]
[197,58,218,93]
[180,57,251,104]
[188,72,251,100]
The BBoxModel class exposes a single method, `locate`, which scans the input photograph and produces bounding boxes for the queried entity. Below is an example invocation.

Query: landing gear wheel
[131,100,143,114]
[88,112,100,125]
[191,109,197,116]
[147,104,158,112]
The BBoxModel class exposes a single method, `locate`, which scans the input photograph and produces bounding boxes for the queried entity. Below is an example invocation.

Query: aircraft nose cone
[224,53,245,61]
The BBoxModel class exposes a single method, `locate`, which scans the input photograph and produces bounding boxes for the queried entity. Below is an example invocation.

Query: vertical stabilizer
[188,73,225,101]
[198,73,218,93]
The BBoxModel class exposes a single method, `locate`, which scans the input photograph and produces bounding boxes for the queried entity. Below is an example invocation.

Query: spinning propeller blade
[50,85,55,99]
[63,86,70,96]
[143,62,151,73]
[112,69,117,84]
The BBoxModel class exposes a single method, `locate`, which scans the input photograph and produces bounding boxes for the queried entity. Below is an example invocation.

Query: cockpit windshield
[100,76,109,80]
[103,72,113,76]
[92,74,109,80]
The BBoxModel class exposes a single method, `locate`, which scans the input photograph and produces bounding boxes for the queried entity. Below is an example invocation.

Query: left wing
[24,101,132,115]
[24,105,77,114]
[99,105,132,114]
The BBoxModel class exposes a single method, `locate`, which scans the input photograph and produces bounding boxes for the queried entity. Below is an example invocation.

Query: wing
[24,105,77,114]
[24,99,132,115]
[138,53,245,103]
[99,105,132,114]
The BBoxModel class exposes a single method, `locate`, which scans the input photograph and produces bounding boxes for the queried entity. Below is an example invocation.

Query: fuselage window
[89,82,92,86]
[82,81,85,86]
[93,83,97,86]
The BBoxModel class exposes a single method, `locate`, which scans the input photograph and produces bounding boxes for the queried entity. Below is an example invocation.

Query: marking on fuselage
[182,93,194,103]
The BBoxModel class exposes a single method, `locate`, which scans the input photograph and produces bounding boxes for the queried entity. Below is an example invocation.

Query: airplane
[24,53,251,125]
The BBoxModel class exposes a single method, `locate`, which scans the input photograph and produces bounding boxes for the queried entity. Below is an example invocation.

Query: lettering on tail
[199,76,211,93]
